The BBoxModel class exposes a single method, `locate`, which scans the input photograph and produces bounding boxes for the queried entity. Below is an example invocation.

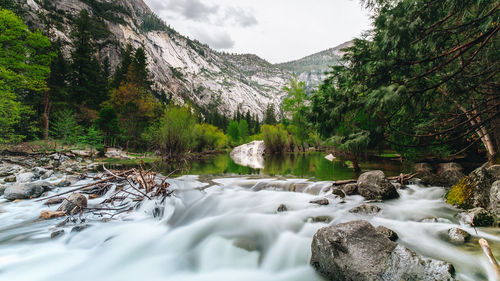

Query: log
[479,238,500,280]
[331,173,417,186]
[35,169,135,202]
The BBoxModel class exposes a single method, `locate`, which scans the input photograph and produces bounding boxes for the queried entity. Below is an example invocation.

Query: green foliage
[193,123,228,152]
[140,13,168,32]
[49,109,82,144]
[149,106,196,159]
[80,0,129,24]
[263,103,277,125]
[227,121,240,144]
[0,8,53,143]
[283,77,310,150]
[261,124,289,154]
[96,105,120,146]
[80,125,103,159]
[238,120,249,143]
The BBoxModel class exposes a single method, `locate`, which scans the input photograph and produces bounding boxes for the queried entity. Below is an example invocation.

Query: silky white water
[0,175,499,281]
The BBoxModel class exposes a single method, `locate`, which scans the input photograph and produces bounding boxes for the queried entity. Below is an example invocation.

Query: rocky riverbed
[0,155,499,281]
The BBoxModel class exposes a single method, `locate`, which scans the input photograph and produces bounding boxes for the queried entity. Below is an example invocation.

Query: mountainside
[19,0,292,119]
[276,41,353,92]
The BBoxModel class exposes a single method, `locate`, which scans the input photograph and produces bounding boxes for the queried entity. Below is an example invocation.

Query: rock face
[446,164,500,212]
[230,141,265,169]
[356,171,399,200]
[310,220,455,281]
[4,181,52,200]
[57,193,87,215]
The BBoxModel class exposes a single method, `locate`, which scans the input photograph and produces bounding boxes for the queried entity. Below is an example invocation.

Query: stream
[1,170,499,281]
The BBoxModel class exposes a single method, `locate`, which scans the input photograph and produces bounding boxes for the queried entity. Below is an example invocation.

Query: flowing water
[1,172,499,281]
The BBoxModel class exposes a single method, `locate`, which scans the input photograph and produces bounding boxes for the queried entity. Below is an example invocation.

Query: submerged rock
[310,220,455,281]
[0,185,5,196]
[310,198,329,205]
[39,210,65,220]
[3,181,52,200]
[57,193,87,215]
[50,230,65,239]
[277,204,288,212]
[357,170,399,200]
[341,183,358,195]
[331,189,346,198]
[349,203,381,215]
[447,228,471,244]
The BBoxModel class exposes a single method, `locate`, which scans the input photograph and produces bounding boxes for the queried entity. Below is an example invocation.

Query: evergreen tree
[111,43,133,88]
[263,103,277,125]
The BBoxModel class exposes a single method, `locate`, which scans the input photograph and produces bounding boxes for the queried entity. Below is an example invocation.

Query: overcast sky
[143,0,372,63]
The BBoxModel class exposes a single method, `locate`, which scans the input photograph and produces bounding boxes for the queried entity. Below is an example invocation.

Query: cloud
[165,0,219,22]
[191,29,235,49]
[222,7,258,27]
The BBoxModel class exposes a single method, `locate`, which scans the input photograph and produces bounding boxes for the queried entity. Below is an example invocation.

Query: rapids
[0,175,499,281]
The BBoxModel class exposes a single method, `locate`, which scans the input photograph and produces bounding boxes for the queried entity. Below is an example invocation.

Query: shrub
[261,124,289,154]
[50,109,82,144]
[193,123,227,152]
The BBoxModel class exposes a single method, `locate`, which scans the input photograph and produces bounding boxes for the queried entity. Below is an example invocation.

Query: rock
[16,172,37,183]
[277,204,288,212]
[490,180,500,217]
[310,220,455,281]
[310,198,329,205]
[447,228,471,244]
[446,163,497,209]
[486,165,500,180]
[420,216,439,223]
[71,150,91,157]
[56,176,78,187]
[349,203,382,215]
[341,183,358,195]
[331,189,346,198]
[0,185,5,196]
[71,224,90,233]
[41,170,54,179]
[325,154,335,161]
[57,193,87,215]
[392,182,407,189]
[414,163,437,185]
[105,147,130,159]
[4,175,16,182]
[376,226,398,241]
[3,181,52,200]
[457,207,494,227]
[357,170,399,200]
[50,230,65,239]
[435,163,465,187]
[0,164,23,177]
[39,210,66,220]
[32,167,48,178]
[230,141,265,169]
[310,216,333,223]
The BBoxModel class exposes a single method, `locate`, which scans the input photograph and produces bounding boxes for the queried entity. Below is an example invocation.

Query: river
[0,154,498,281]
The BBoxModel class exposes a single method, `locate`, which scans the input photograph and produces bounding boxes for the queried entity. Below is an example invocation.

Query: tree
[261,124,289,154]
[283,78,310,151]
[238,119,249,143]
[96,105,120,146]
[80,125,103,160]
[227,121,240,144]
[70,9,108,110]
[0,9,52,143]
[263,103,278,125]
[49,109,82,144]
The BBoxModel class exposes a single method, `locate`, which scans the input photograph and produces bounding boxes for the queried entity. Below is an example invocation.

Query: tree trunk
[350,152,361,173]
[43,90,50,140]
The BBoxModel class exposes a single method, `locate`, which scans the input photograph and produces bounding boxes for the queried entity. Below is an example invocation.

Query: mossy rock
[446,176,476,209]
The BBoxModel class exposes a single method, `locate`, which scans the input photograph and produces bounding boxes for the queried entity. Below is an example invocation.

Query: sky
[143,0,372,64]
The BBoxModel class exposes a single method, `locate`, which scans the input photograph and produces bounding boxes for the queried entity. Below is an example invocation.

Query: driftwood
[332,173,418,186]
[479,238,500,280]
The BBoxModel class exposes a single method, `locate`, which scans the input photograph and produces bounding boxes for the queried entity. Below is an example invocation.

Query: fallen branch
[35,169,135,202]
[479,238,500,280]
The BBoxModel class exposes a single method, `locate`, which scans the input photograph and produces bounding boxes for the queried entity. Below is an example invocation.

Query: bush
[193,123,227,152]
[149,106,196,160]
[227,121,240,144]
[50,109,82,144]
[261,124,289,154]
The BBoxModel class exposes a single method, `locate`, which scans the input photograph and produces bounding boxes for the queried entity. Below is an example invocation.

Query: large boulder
[3,181,52,200]
[446,164,500,210]
[310,220,455,281]
[16,172,37,183]
[356,171,399,200]
[0,164,23,177]
[230,141,265,169]
[490,180,500,217]
[457,207,494,227]
[414,163,437,185]
[435,163,465,187]
[0,185,6,196]
[57,193,87,215]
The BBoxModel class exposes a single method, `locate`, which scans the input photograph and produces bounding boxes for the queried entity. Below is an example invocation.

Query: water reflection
[148,152,407,181]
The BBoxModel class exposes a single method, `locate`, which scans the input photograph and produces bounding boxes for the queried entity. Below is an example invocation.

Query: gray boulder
[357,171,399,200]
[435,163,465,187]
[0,164,23,177]
[447,228,471,244]
[376,226,398,241]
[342,183,358,195]
[16,172,37,183]
[414,163,436,185]
[349,203,381,215]
[310,198,329,205]
[4,175,16,182]
[57,193,87,215]
[4,181,52,200]
[0,185,6,196]
[457,207,494,227]
[310,220,455,281]
[490,180,500,217]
